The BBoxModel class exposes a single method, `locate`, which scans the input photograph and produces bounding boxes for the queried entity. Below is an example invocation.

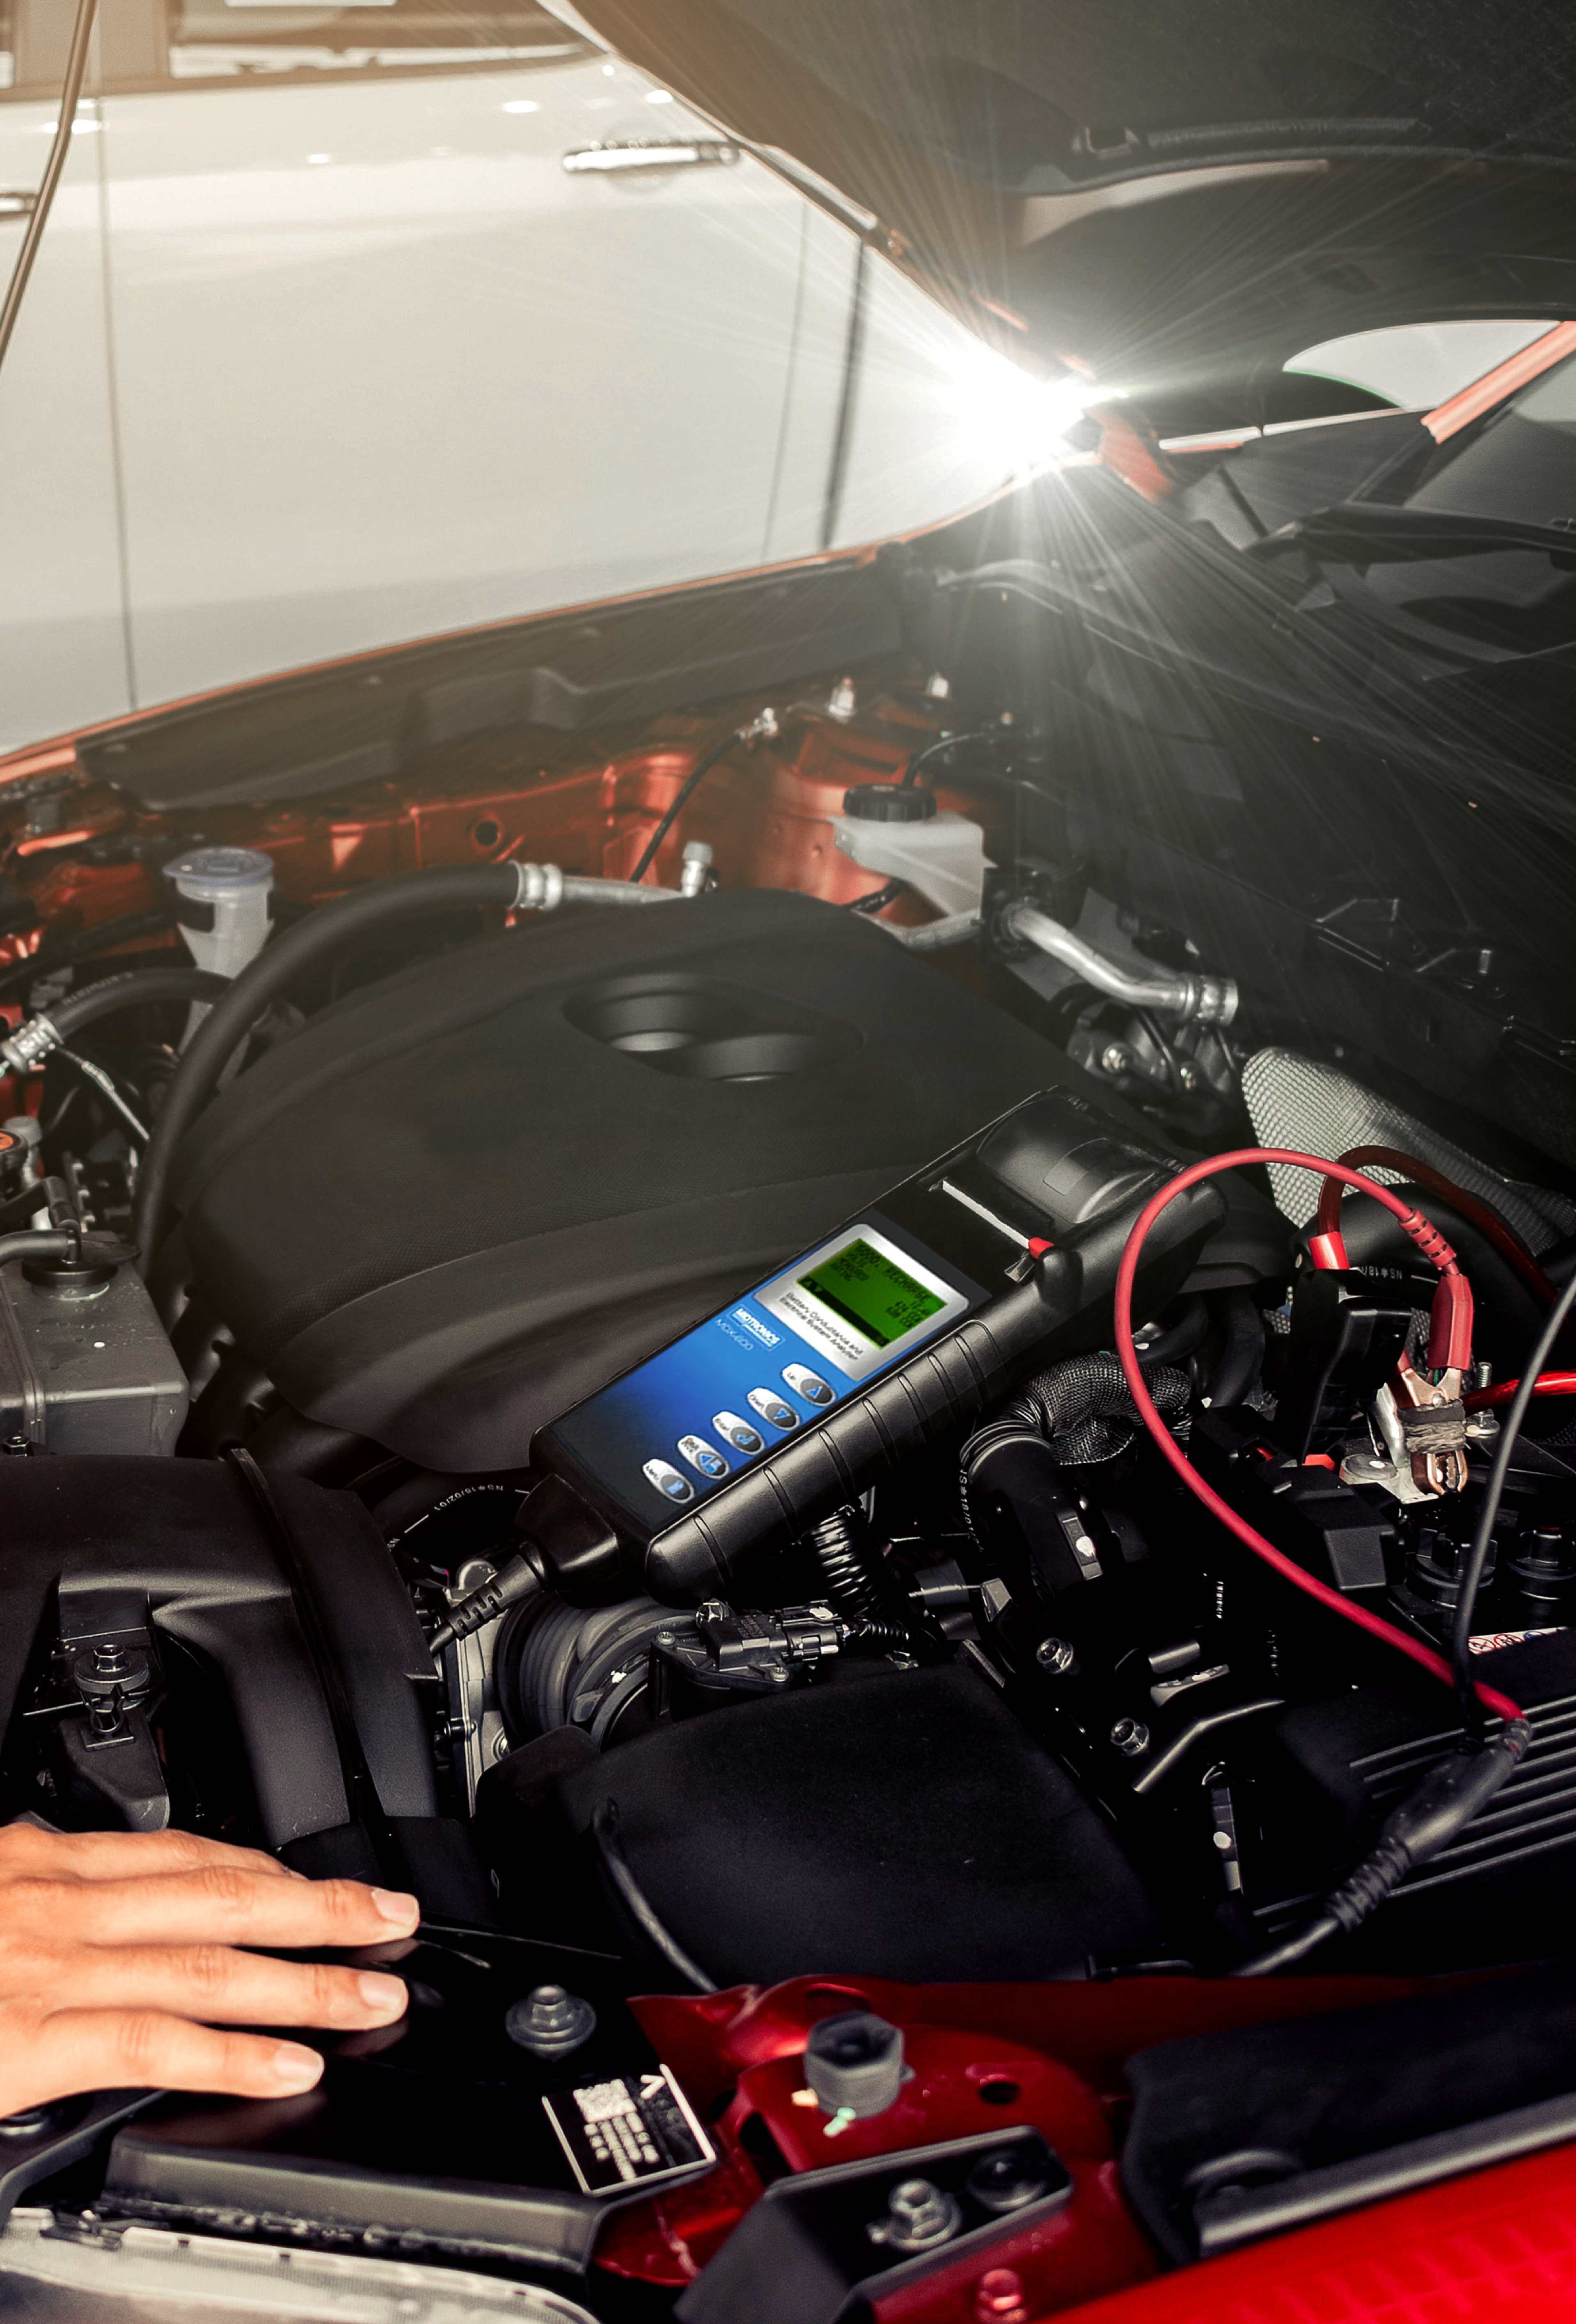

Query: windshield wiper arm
[1250,501,1576,565]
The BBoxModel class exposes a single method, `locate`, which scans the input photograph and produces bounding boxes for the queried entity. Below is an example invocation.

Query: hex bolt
[1100,1042,1132,1077]
[1036,1637,1075,1675]
[1110,1716,1151,1759]
[504,1983,597,2059]
[866,2175,962,2253]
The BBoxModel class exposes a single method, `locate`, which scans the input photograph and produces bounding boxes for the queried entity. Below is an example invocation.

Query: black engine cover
[170,891,1074,1469]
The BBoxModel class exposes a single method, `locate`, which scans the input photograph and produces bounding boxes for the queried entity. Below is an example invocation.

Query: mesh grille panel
[1241,1047,1576,1252]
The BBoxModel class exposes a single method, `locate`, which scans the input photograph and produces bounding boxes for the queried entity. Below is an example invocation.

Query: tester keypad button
[642,1458,695,1503]
[747,1388,799,1432]
[714,1411,765,1455]
[678,1434,728,1480]
[782,1364,834,1407]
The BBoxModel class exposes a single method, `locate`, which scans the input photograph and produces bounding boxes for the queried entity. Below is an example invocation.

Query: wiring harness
[1110,1146,1532,1974]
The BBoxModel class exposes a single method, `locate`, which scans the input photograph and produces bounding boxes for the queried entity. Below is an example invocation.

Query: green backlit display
[797,1238,945,1350]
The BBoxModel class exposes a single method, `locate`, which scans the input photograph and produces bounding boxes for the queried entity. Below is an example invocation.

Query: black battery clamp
[511,1087,1224,1610]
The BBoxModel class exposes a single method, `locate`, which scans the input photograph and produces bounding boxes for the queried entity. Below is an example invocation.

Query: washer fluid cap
[842,781,937,824]
[803,2009,907,2117]
[163,846,274,899]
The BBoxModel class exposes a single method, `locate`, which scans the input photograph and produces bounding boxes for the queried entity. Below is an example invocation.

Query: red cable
[1465,1369,1576,1411]
[1113,1147,1523,1726]
[1312,1144,1557,1311]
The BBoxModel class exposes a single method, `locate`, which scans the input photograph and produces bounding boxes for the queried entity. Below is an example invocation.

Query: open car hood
[559,0,1576,384]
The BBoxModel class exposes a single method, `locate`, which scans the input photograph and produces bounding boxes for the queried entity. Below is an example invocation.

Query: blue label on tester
[549,1214,986,1527]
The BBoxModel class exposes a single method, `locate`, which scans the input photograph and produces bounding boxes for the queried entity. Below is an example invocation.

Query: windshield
[0,0,1031,750]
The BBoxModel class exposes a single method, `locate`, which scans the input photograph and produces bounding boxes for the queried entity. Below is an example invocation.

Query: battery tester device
[533,1086,1225,1604]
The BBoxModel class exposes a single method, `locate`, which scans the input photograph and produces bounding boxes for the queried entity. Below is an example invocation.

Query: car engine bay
[0,503,1574,2318]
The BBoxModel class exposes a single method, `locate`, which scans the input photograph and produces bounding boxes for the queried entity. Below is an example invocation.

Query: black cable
[131,861,523,1264]
[1232,1713,1531,1975]
[0,0,98,379]
[591,1800,716,1992]
[844,879,906,915]
[628,725,744,887]
[427,1548,546,1656]
[1451,1269,1576,1737]
[1136,1006,1187,1097]
[899,727,1001,787]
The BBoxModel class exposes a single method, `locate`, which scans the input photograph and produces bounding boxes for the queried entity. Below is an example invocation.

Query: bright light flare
[938,343,1096,477]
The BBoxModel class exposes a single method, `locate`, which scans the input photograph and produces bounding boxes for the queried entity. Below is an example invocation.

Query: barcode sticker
[543,2066,715,2196]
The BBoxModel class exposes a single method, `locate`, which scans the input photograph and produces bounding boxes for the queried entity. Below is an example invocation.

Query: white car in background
[0,0,1555,750]
[0,0,1061,747]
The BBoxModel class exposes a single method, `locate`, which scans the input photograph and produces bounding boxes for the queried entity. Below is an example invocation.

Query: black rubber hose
[1205,1290,1266,1409]
[131,862,522,1264]
[0,1231,87,1266]
[843,879,906,915]
[1132,1297,1209,1370]
[994,1350,1192,1465]
[48,966,228,1038]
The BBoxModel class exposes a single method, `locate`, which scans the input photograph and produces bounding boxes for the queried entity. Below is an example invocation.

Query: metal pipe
[511,864,678,910]
[1006,902,1238,1025]
[891,910,981,952]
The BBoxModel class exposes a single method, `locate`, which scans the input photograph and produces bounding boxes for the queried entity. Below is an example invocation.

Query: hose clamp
[509,861,564,913]
[1182,973,1239,1027]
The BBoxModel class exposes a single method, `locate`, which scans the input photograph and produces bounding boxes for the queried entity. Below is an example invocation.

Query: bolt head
[505,1983,596,2057]
[1110,1716,1151,1758]
[1036,1636,1075,1674]
[1100,1042,1131,1077]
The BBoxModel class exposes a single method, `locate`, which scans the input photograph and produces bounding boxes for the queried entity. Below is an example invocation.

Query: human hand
[0,1822,417,2118]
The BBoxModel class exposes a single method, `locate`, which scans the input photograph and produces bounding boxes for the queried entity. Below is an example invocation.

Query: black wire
[899,727,1001,786]
[628,725,744,886]
[844,879,906,914]
[1136,1006,1186,1096]
[1451,1268,1576,1737]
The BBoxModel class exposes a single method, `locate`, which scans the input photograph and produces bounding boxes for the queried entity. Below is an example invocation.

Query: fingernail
[371,1888,419,1928]
[270,2043,323,2091]
[357,1972,408,2016]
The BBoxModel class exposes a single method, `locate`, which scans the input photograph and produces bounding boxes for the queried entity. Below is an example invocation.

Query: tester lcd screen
[541,1213,982,1528]
[795,1240,946,1351]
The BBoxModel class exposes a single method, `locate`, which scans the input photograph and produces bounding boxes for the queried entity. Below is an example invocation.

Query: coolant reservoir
[163,846,274,979]
[831,781,986,918]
